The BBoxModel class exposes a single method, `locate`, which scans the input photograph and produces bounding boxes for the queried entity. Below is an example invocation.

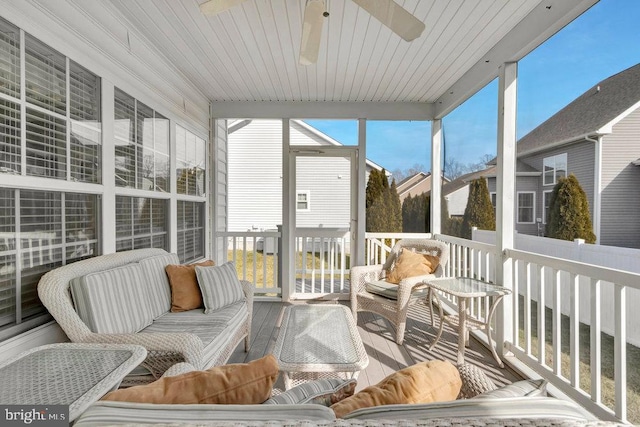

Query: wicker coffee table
[272,304,369,389]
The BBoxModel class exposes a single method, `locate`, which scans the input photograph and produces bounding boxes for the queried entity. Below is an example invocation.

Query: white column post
[430,119,442,235]
[101,80,116,254]
[282,119,293,301]
[356,119,367,266]
[168,115,178,254]
[593,136,602,244]
[496,61,517,355]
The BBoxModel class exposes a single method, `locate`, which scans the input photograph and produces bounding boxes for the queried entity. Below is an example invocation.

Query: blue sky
[306,0,640,175]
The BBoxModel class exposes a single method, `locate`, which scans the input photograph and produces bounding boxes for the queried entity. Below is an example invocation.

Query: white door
[288,146,358,299]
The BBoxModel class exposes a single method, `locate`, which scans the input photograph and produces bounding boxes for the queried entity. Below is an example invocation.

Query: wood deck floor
[229,300,523,392]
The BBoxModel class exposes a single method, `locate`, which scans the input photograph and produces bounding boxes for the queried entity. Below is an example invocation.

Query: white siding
[600,107,640,248]
[446,185,469,217]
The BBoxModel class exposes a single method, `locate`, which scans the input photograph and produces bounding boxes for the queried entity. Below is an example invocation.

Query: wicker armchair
[350,239,449,345]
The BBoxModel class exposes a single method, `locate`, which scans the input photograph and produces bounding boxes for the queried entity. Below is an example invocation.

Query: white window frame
[490,192,497,210]
[296,190,310,212]
[543,153,567,186]
[543,190,554,224]
[517,191,536,224]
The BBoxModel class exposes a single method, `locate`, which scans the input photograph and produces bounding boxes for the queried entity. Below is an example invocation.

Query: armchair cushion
[70,263,154,334]
[365,280,400,300]
[196,262,245,313]
[165,260,215,312]
[102,354,278,405]
[386,249,439,284]
[330,360,461,418]
[473,379,548,399]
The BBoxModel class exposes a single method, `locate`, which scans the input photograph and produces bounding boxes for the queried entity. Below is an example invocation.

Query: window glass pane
[25,34,66,115]
[556,153,567,180]
[544,191,553,223]
[0,17,20,99]
[70,61,101,184]
[66,193,99,261]
[176,125,207,196]
[543,157,554,185]
[114,88,136,187]
[518,193,534,223]
[138,102,154,191]
[25,108,66,179]
[0,99,20,174]
[116,196,168,252]
[177,201,205,263]
[195,137,206,197]
[0,188,15,329]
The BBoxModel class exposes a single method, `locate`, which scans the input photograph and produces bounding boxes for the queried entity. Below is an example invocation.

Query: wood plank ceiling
[19,0,598,120]
[49,0,542,104]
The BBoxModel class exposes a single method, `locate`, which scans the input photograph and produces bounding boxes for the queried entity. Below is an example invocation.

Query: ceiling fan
[199,0,425,65]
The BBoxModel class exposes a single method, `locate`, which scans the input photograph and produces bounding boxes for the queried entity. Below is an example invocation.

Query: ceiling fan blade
[199,0,249,16]
[352,0,425,41]
[299,0,326,66]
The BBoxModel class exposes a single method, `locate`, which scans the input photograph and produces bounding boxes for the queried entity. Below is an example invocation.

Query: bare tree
[444,154,494,180]
[392,163,427,182]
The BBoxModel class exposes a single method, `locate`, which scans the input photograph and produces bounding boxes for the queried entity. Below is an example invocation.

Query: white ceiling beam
[210,101,434,120]
[434,0,599,119]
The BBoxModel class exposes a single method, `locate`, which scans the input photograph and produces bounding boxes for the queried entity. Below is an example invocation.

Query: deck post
[282,119,293,301]
[356,119,367,266]
[496,62,517,357]
[430,119,442,235]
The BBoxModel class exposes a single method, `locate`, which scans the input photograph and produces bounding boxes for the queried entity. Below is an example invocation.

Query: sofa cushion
[165,260,215,312]
[330,360,461,418]
[73,402,336,426]
[386,249,439,284]
[196,262,245,313]
[70,263,154,333]
[102,355,278,404]
[473,379,548,399]
[343,396,595,421]
[139,253,180,318]
[264,379,357,406]
[141,301,248,365]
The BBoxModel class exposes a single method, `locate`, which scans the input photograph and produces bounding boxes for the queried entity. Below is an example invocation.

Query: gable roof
[442,166,497,196]
[397,172,431,194]
[517,63,640,156]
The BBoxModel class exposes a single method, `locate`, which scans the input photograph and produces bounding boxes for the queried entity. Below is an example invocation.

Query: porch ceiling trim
[433,0,599,119]
[210,101,433,120]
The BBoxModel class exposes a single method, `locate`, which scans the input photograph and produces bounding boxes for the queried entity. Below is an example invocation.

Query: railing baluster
[570,273,580,388]
[524,261,532,355]
[513,258,519,346]
[538,264,546,365]
[591,278,602,404]
[553,268,562,376]
[614,284,627,423]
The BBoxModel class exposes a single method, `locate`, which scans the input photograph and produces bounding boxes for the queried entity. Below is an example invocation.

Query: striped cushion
[195,262,244,313]
[139,253,180,318]
[264,379,357,406]
[70,263,154,333]
[473,379,548,399]
[73,402,336,426]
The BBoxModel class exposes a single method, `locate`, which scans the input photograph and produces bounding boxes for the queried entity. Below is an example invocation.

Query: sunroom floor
[228,300,524,392]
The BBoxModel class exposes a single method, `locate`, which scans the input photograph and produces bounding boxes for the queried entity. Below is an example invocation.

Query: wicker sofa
[38,249,254,385]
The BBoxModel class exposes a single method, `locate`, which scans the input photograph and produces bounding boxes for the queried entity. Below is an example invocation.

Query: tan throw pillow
[330,359,461,418]
[102,354,279,405]
[165,260,214,312]
[386,249,439,284]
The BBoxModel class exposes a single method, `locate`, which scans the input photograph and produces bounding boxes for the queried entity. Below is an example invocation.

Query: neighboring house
[227,119,386,231]
[397,172,432,203]
[486,63,640,248]
[442,167,497,218]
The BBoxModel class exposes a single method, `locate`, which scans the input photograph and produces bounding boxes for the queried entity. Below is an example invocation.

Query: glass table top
[426,277,511,297]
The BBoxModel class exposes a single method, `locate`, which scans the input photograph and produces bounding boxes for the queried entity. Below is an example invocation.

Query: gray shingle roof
[517,63,640,155]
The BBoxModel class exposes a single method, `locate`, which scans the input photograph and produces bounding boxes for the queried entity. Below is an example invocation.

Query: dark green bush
[546,174,596,243]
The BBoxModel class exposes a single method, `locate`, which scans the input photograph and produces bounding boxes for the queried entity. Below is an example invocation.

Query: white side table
[426,277,511,367]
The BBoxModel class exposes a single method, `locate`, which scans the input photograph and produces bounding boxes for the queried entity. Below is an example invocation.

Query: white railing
[216,230,281,296]
[366,231,632,422]
[506,248,635,423]
[294,228,350,298]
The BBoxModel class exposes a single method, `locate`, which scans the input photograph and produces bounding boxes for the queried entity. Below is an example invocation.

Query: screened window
[517,192,535,224]
[0,188,99,339]
[0,18,20,99]
[115,196,168,252]
[543,153,567,186]
[176,125,206,196]
[0,25,101,183]
[114,88,169,191]
[297,191,310,211]
[177,201,205,263]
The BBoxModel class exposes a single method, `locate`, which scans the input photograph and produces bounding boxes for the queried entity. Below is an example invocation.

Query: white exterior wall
[445,185,470,217]
[228,120,370,231]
